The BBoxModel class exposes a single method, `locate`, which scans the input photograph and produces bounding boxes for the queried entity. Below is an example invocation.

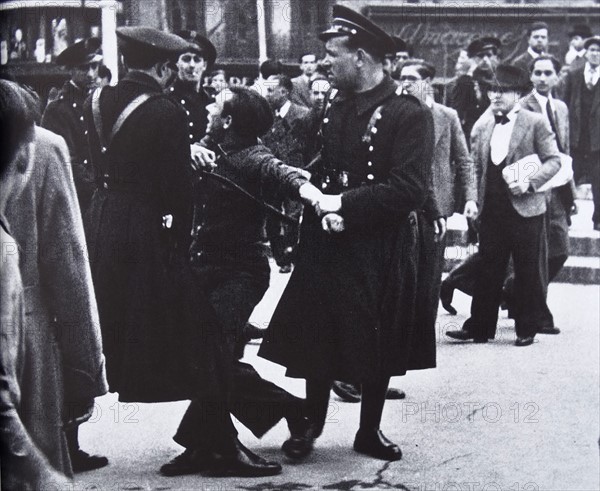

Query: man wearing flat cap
[562,36,600,230]
[447,37,500,144]
[446,64,561,347]
[168,30,216,145]
[260,4,435,462]
[41,37,102,213]
[511,22,550,73]
[383,36,412,81]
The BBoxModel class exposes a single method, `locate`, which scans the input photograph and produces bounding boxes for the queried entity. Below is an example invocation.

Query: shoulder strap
[91,87,107,152]
[110,93,154,143]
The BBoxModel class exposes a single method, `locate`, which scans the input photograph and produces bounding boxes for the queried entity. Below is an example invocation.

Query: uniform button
[101,146,107,154]
[181,99,186,104]
[367,161,373,167]
[321,182,328,190]
[369,146,374,152]
[185,110,190,116]
[196,225,201,232]
[79,116,84,121]
[189,134,194,139]
[189,122,194,127]
[83,159,88,164]
[84,130,88,135]
[376,113,382,120]
[103,182,108,189]
[367,174,374,180]
[371,127,378,134]
[323,117,329,124]
[72,103,77,108]
[196,252,201,257]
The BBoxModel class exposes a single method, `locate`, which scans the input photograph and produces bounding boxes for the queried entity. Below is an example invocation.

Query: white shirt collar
[585,61,599,73]
[276,100,292,118]
[528,47,543,59]
[424,96,434,109]
[532,90,553,108]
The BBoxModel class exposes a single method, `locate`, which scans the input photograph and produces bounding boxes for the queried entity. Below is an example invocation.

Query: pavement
[72,260,600,491]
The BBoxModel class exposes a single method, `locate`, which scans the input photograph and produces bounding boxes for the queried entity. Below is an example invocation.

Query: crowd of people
[1,4,598,487]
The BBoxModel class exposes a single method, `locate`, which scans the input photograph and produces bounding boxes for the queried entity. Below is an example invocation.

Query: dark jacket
[41,81,95,211]
[166,78,212,144]
[84,71,223,403]
[446,74,490,144]
[259,76,436,382]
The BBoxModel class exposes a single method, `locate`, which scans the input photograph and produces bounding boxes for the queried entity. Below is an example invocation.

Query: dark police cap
[481,64,530,92]
[467,37,501,58]
[392,36,408,54]
[55,37,102,67]
[569,24,592,39]
[117,26,192,63]
[176,30,217,66]
[319,5,395,57]
[584,36,600,50]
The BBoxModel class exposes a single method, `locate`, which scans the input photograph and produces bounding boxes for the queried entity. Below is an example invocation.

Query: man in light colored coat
[446,64,561,347]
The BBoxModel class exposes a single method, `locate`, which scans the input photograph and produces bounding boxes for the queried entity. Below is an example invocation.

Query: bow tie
[494,113,510,125]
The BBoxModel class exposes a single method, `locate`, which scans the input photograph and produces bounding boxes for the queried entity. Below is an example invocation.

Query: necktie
[494,113,509,125]
[545,99,563,153]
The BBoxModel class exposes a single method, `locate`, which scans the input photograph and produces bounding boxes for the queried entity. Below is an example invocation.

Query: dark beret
[55,37,102,67]
[569,24,592,39]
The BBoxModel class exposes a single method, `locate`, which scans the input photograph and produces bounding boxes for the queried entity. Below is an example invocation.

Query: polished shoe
[332,381,361,403]
[385,388,406,400]
[446,329,488,343]
[515,336,535,347]
[537,326,561,335]
[209,440,281,477]
[353,428,402,461]
[70,450,109,473]
[160,449,210,476]
[440,282,457,315]
[282,421,322,460]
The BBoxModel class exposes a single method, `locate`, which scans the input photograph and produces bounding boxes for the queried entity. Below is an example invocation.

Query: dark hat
[467,37,501,58]
[584,36,600,50]
[319,5,395,57]
[568,24,592,39]
[176,30,216,66]
[117,26,192,66]
[55,37,102,67]
[392,36,408,53]
[481,64,531,92]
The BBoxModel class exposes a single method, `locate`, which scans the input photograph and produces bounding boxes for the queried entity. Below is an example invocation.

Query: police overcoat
[84,71,225,403]
[259,76,436,383]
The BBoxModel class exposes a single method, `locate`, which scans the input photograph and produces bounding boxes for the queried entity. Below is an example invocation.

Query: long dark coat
[259,76,436,383]
[41,81,95,211]
[84,71,225,403]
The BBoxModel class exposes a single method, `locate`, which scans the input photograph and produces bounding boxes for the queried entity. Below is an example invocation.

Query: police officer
[168,30,216,145]
[41,37,102,212]
[259,5,435,461]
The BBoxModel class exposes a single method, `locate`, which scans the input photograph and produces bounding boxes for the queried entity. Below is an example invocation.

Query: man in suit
[41,37,101,212]
[562,36,600,230]
[446,64,561,347]
[291,53,317,108]
[511,22,549,73]
[518,55,572,334]
[263,74,310,272]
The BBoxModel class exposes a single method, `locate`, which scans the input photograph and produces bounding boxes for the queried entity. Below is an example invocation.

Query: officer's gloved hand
[322,213,345,234]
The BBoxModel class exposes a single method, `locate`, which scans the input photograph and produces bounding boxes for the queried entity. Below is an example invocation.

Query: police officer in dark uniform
[167,30,216,145]
[41,37,102,212]
[259,5,435,462]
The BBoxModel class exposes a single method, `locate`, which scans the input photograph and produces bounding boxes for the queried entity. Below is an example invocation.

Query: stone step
[443,246,600,285]
[445,228,600,257]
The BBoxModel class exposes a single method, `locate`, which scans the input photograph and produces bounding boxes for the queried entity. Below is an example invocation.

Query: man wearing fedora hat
[168,30,216,145]
[259,4,434,461]
[446,64,561,347]
[41,37,102,213]
[563,35,600,230]
[565,24,593,67]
